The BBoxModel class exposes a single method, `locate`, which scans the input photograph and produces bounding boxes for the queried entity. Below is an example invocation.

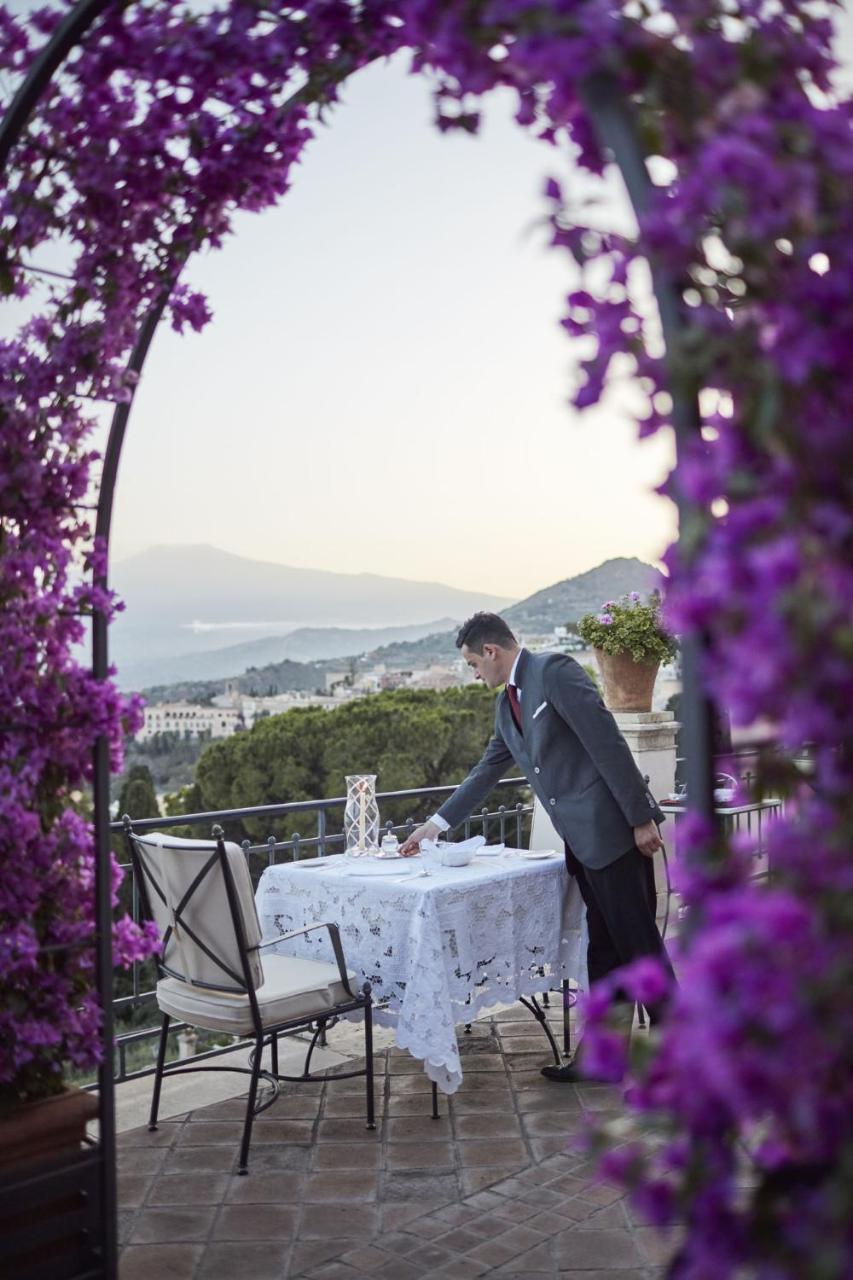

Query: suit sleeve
[436,730,515,831]
[545,659,664,828]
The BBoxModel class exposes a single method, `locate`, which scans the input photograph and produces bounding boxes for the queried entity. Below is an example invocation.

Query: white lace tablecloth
[255,850,587,1093]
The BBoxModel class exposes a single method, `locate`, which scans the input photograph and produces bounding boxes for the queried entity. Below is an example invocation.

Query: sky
[6,8,853,603]
[108,56,672,602]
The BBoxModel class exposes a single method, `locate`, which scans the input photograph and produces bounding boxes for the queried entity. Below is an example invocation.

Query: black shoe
[540,1061,584,1083]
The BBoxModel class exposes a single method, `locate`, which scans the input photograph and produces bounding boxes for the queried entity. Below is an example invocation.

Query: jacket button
[534,767,540,775]
[549,798,556,806]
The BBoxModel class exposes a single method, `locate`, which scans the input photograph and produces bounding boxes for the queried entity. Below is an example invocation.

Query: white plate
[475,844,505,857]
[346,863,414,878]
[519,849,558,860]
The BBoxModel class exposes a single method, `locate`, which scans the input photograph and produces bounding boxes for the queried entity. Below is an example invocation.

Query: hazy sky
[7,10,853,603]
[109,56,672,601]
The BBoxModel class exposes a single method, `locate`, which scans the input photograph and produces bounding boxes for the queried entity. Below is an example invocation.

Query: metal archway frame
[0,7,718,1276]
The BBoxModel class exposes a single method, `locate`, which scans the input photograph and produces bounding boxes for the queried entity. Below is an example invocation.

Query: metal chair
[123,820,375,1174]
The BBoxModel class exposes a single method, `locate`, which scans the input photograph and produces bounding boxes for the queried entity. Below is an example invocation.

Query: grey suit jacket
[437,649,664,870]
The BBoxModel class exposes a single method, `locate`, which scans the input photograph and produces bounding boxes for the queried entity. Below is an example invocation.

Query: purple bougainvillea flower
[2,2,850,1272]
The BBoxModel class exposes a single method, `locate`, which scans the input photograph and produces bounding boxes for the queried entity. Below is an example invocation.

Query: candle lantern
[344,774,379,854]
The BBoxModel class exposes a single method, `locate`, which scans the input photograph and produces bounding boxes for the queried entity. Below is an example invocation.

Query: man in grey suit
[400,612,673,1083]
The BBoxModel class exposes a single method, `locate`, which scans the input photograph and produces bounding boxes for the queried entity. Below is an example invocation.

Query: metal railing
[108,778,534,1084]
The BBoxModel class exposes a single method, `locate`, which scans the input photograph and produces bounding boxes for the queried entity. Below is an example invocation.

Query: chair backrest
[529,797,562,853]
[128,831,263,993]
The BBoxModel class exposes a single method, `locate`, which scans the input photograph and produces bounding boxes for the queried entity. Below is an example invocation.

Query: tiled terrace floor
[118,1009,678,1279]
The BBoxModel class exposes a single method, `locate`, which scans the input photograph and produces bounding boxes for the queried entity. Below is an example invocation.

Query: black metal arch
[1,7,717,1276]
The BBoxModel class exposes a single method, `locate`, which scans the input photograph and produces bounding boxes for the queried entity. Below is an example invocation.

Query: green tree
[191,685,521,846]
[116,764,160,822]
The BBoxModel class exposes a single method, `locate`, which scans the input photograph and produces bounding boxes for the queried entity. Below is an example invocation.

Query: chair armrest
[254,921,360,1001]
[256,922,330,950]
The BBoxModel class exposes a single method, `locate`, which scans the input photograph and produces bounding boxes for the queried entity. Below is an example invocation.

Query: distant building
[209,690,341,727]
[379,670,413,691]
[406,664,463,691]
[137,703,242,742]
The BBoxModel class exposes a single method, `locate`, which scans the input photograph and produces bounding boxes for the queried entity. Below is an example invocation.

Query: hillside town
[136,623,681,743]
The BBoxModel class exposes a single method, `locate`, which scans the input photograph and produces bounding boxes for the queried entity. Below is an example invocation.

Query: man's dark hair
[456,612,517,653]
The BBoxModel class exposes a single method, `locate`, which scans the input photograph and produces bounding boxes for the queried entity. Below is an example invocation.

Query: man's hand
[400,821,440,856]
[634,820,663,858]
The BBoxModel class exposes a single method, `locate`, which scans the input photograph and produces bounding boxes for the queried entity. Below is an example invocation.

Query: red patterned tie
[506,683,522,732]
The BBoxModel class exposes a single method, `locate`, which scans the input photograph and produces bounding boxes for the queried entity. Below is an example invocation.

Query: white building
[137,703,242,742]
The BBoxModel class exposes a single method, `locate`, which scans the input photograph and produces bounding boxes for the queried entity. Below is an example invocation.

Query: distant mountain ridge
[139,556,662,703]
[111,544,511,688]
[503,557,663,631]
[123,618,459,690]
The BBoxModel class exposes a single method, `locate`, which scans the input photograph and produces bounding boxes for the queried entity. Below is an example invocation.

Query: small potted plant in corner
[577,591,677,712]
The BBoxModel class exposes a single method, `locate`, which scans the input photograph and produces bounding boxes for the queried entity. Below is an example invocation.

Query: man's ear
[481,643,497,661]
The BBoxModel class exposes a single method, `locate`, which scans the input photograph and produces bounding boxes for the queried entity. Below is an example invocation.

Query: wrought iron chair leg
[519,995,561,1064]
[364,990,376,1131]
[148,1013,171,1131]
[238,1034,265,1175]
[270,1032,279,1077]
[431,1082,439,1120]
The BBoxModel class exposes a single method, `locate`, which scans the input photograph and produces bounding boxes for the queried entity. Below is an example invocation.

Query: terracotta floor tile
[212,1202,298,1239]
[455,1139,529,1168]
[117,1174,153,1210]
[386,1141,456,1171]
[313,1141,382,1169]
[387,1115,453,1142]
[128,1206,216,1245]
[116,1019,661,1277]
[146,1172,229,1206]
[289,1238,359,1273]
[453,1114,523,1141]
[197,1242,291,1280]
[300,1205,379,1240]
[118,1243,203,1279]
[552,1227,642,1269]
[303,1170,380,1202]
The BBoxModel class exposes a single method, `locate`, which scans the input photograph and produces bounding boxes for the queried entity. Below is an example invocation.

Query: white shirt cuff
[427,812,450,833]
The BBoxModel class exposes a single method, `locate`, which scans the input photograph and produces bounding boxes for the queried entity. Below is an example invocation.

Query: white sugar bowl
[439,846,475,868]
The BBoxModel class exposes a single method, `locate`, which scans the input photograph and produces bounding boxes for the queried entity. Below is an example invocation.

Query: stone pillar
[613,711,679,806]
[614,711,679,924]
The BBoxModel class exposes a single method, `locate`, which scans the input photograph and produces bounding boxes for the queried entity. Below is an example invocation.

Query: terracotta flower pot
[0,1086,99,1172]
[594,650,660,713]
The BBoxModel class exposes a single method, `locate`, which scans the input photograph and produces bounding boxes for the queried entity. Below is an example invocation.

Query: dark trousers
[565,843,675,1024]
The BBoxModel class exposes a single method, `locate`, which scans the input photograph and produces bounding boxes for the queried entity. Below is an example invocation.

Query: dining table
[254,845,587,1094]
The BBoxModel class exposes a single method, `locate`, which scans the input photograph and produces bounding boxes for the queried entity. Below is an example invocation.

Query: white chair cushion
[156,953,359,1037]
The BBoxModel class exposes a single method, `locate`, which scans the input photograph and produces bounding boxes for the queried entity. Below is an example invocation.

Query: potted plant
[577,591,677,712]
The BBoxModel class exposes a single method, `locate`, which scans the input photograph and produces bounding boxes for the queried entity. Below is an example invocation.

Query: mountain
[365,558,663,667]
[119,618,459,690]
[133,556,663,703]
[503,557,663,632]
[110,544,511,688]
[141,660,323,706]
